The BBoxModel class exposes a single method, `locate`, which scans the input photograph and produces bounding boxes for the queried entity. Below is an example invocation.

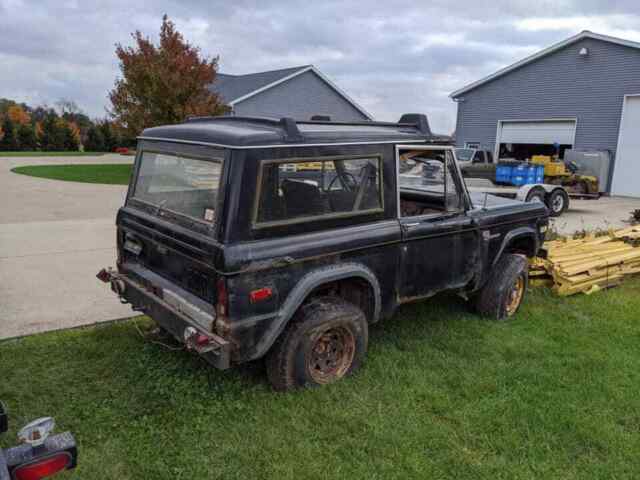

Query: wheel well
[306,277,376,322]
[504,235,536,258]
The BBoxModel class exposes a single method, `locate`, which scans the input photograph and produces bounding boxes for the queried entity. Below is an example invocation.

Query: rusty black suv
[99,114,548,390]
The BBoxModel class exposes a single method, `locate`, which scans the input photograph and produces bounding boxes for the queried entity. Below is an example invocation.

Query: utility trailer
[465,178,571,217]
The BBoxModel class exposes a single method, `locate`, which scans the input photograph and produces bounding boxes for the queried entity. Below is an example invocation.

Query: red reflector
[14,452,71,480]
[250,287,273,303]
[216,278,228,316]
[195,334,210,346]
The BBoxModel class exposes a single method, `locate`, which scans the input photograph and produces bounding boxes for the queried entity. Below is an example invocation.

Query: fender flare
[251,263,381,360]
[492,226,539,267]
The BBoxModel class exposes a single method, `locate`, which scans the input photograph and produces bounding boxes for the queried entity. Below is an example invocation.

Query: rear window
[132,151,223,223]
[254,156,383,227]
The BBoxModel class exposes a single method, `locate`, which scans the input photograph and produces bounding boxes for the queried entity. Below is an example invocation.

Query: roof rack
[184,113,433,142]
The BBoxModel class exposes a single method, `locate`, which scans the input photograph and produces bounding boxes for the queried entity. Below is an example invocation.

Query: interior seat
[281,179,325,217]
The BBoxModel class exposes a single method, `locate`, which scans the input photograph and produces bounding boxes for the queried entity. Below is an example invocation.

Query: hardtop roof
[139,115,451,148]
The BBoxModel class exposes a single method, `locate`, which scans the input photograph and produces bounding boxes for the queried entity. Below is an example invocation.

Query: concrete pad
[0,155,133,339]
[550,196,640,235]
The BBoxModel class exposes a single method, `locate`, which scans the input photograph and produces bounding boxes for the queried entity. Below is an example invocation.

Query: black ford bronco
[98,114,548,390]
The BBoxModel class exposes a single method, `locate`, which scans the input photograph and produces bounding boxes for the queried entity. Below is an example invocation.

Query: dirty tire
[546,189,569,217]
[475,254,528,320]
[266,296,368,391]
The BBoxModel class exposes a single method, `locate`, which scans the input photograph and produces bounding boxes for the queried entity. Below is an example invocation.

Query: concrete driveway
[0,154,133,339]
[551,196,640,235]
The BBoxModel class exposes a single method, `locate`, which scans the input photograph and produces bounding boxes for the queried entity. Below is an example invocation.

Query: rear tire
[546,188,569,217]
[475,254,528,320]
[526,187,546,204]
[266,296,368,391]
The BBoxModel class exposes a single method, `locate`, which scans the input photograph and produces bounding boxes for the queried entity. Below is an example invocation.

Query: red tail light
[13,452,71,480]
[250,287,273,303]
[216,278,228,316]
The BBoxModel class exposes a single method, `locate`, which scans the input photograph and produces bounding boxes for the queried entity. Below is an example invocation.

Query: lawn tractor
[530,155,599,195]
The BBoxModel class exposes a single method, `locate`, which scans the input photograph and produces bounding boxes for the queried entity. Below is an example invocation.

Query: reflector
[250,287,273,303]
[13,452,71,480]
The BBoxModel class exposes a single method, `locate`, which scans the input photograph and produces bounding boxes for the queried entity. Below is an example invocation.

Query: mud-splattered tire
[475,254,528,320]
[266,296,368,391]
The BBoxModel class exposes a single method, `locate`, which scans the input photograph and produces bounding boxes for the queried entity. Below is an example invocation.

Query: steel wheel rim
[552,195,564,212]
[505,275,525,316]
[308,326,356,384]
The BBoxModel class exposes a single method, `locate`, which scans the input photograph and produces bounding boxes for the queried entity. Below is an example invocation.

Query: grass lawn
[11,164,132,185]
[0,151,108,157]
[2,282,640,479]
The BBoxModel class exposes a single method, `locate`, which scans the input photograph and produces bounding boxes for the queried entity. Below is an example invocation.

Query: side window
[398,149,463,217]
[255,156,383,226]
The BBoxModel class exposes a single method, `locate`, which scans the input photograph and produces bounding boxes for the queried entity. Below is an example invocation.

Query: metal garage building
[451,31,640,197]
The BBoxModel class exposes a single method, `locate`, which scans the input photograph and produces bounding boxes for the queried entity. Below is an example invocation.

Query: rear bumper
[99,268,232,370]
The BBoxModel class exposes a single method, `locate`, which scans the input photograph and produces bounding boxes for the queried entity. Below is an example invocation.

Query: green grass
[11,164,133,185]
[0,151,108,157]
[2,282,640,479]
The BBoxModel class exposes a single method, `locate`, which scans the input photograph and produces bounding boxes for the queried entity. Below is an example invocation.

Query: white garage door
[611,96,640,197]
[498,120,576,145]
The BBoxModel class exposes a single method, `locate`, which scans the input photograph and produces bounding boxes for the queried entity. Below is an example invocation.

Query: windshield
[132,150,223,223]
[455,148,475,162]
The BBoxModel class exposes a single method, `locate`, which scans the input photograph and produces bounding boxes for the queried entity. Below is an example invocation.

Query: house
[210,65,372,122]
[450,31,640,197]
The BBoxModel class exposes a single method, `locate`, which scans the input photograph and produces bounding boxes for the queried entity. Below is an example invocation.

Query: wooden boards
[530,226,640,296]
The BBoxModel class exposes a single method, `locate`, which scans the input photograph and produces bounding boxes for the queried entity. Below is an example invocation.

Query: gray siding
[232,70,369,121]
[455,38,640,158]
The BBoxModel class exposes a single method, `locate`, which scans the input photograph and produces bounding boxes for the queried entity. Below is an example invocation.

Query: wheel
[266,296,368,391]
[525,187,546,204]
[475,254,528,320]
[546,189,569,217]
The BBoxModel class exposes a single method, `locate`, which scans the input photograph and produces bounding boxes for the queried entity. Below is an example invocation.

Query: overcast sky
[1,0,639,133]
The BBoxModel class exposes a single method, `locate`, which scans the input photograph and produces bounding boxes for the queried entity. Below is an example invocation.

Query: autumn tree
[7,105,30,126]
[109,15,227,137]
[84,125,105,152]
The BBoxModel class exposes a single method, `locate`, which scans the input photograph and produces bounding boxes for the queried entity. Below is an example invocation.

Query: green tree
[0,117,18,151]
[16,123,37,150]
[39,113,65,151]
[108,15,227,137]
[99,122,120,152]
[62,123,80,151]
[84,125,105,152]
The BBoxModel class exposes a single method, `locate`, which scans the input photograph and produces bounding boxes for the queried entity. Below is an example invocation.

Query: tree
[17,123,37,150]
[61,122,80,151]
[7,105,30,125]
[84,125,105,151]
[108,14,227,137]
[0,117,18,151]
[39,113,65,151]
[98,121,120,152]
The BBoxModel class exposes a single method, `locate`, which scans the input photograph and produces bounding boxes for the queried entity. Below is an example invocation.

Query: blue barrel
[535,165,544,183]
[511,175,527,186]
[496,165,512,183]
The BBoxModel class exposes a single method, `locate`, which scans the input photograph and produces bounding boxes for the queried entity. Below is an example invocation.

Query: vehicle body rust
[98,114,549,379]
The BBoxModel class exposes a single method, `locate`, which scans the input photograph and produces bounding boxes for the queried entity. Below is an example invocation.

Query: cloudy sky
[1,0,640,133]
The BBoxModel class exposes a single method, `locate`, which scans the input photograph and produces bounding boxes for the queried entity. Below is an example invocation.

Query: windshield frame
[127,141,228,236]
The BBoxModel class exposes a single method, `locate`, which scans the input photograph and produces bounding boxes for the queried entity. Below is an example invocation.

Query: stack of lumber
[530,226,640,296]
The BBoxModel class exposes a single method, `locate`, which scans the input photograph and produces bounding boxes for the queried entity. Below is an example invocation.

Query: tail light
[216,278,228,317]
[13,453,72,480]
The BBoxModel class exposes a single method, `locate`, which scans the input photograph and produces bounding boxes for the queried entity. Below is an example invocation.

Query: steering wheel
[328,171,358,192]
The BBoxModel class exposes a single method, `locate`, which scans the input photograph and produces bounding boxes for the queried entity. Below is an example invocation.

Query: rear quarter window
[254,155,383,228]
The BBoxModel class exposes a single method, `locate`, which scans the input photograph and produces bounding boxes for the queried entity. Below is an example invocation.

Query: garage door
[611,96,640,197]
[498,120,576,145]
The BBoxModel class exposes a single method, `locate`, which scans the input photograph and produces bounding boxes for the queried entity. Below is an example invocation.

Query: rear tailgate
[117,207,222,310]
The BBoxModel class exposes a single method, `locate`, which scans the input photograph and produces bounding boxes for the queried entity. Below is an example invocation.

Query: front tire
[546,189,569,217]
[475,254,528,320]
[266,297,368,391]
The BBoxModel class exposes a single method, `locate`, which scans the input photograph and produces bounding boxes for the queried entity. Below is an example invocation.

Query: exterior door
[396,146,479,301]
[611,95,640,197]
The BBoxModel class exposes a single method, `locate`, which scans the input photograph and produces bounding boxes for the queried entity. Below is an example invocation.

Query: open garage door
[496,120,576,160]
[611,95,640,197]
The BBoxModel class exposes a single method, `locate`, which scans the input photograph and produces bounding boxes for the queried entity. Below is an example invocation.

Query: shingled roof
[210,65,311,104]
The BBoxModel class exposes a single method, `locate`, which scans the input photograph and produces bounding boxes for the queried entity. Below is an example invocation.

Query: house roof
[450,30,640,98]
[210,65,372,119]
